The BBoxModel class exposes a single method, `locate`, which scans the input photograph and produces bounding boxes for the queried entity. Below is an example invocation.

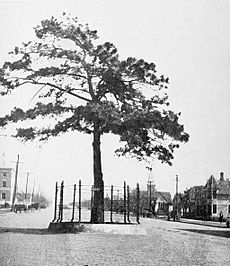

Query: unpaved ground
[0,207,230,265]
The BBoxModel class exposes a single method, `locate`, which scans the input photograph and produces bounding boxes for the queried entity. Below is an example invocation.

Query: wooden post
[11,154,19,212]
[71,184,76,222]
[110,185,113,223]
[25,173,29,201]
[31,180,35,204]
[127,185,130,223]
[211,175,213,219]
[36,185,40,207]
[149,181,152,213]
[176,175,179,221]
[124,181,126,223]
[61,181,64,222]
[79,180,81,223]
[90,185,94,212]
[136,183,140,224]
[58,181,64,222]
[52,182,58,222]
[57,183,61,222]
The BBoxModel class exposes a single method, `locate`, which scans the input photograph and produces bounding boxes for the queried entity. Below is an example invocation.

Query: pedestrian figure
[219,211,223,223]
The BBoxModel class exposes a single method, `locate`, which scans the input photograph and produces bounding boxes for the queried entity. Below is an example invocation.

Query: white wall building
[0,168,14,207]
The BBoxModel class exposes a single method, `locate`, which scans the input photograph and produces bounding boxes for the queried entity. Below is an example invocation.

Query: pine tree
[0,14,189,223]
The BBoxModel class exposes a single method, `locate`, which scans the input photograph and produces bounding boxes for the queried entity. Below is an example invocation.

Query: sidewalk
[0,208,12,215]
[180,218,227,228]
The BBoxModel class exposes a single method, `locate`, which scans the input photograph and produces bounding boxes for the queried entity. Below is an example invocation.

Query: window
[213,204,217,214]
[213,190,217,199]
[158,202,164,210]
[228,205,230,214]
[2,192,6,200]
[2,172,6,177]
[2,181,6,187]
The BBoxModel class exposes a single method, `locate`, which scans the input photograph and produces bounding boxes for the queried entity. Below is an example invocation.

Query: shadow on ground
[0,227,55,235]
[0,225,87,235]
[180,228,230,238]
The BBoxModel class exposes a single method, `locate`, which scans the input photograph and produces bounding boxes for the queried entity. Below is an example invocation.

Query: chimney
[220,172,224,181]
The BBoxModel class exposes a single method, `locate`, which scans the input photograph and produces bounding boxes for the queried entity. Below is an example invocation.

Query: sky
[0,0,229,199]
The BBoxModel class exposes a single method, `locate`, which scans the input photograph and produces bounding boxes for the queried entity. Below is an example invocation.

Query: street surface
[0,207,230,265]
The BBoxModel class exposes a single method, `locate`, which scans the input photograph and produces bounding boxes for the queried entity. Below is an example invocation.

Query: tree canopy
[0,14,189,167]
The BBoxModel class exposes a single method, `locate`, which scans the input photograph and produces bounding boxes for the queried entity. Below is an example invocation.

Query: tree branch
[6,76,91,102]
[29,84,47,104]
[45,82,90,102]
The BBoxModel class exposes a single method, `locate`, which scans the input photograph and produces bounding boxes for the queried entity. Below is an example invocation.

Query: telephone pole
[25,172,29,201]
[32,179,35,203]
[36,185,40,205]
[210,175,213,218]
[176,175,178,196]
[2,152,5,166]
[175,175,179,221]
[147,166,153,213]
[11,154,19,211]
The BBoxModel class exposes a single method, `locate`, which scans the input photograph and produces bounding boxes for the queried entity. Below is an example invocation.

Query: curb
[180,219,227,228]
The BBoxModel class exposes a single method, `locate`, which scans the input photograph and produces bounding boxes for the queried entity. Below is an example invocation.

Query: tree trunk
[90,121,104,223]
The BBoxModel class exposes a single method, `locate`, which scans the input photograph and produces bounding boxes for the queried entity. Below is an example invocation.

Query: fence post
[136,182,140,224]
[127,185,130,223]
[52,182,58,222]
[71,184,76,222]
[124,181,127,223]
[60,181,64,222]
[57,181,64,222]
[149,180,152,213]
[110,185,113,223]
[79,179,81,223]
[90,185,94,211]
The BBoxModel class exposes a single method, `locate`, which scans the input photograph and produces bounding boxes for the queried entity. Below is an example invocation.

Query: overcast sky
[0,0,229,198]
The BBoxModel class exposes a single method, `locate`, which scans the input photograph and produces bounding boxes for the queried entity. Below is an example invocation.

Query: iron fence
[52,180,140,224]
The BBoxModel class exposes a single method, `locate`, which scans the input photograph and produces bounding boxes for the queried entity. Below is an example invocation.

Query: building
[0,168,14,208]
[180,185,205,219]
[180,172,230,221]
[138,181,172,217]
[211,172,230,221]
[154,191,172,215]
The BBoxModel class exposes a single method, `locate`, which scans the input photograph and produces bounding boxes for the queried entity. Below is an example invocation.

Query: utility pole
[176,175,178,195]
[175,175,179,221]
[32,179,35,203]
[25,172,29,201]
[11,154,19,211]
[36,185,40,205]
[211,175,213,219]
[2,152,5,166]
[147,166,153,214]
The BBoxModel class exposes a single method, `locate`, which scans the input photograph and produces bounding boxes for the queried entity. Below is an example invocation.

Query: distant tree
[0,14,189,223]
[37,194,50,207]
[129,188,157,217]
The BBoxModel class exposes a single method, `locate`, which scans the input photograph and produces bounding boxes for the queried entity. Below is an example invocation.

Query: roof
[205,175,218,189]
[156,191,172,204]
